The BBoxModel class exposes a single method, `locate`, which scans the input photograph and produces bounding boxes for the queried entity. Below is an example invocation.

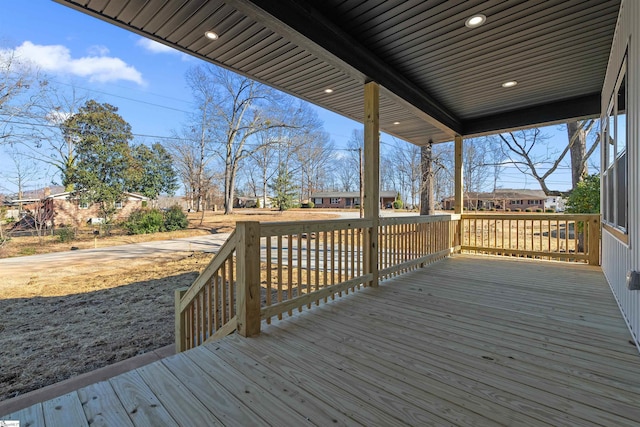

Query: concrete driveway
[0,233,231,287]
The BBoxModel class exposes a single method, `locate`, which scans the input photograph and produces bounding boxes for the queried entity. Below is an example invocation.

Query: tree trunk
[420,142,435,215]
[567,121,588,188]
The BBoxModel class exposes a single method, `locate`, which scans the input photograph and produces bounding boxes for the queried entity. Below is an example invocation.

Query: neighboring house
[545,196,565,212]
[157,196,189,210]
[234,195,273,208]
[442,189,548,211]
[44,191,148,227]
[310,191,397,209]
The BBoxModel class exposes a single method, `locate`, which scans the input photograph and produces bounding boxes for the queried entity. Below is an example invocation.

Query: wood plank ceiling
[53,0,620,145]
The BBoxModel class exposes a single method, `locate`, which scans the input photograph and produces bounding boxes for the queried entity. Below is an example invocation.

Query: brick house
[43,191,149,227]
[310,191,397,209]
[442,190,548,211]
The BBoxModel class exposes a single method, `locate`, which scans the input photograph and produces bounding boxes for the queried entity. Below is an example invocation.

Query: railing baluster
[266,236,272,323]
[277,234,283,320]
[288,234,293,316]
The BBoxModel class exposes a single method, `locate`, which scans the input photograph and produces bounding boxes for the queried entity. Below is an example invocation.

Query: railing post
[174,287,188,353]
[588,215,601,266]
[236,221,261,337]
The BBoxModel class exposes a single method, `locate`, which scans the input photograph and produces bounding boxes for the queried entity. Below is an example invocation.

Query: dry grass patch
[0,252,211,401]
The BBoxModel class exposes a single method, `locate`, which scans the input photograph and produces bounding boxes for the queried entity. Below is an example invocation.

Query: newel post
[236,221,262,337]
[588,215,601,266]
[174,287,188,353]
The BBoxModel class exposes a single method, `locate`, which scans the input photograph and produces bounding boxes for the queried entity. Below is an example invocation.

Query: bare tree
[295,130,335,201]
[185,65,309,214]
[499,120,598,195]
[335,156,358,191]
[0,50,49,144]
[389,139,421,208]
[346,129,364,217]
[420,142,434,215]
[11,86,88,190]
[3,146,45,201]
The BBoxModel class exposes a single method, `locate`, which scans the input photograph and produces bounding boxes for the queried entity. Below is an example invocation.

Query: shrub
[478,208,485,211]
[535,208,543,213]
[164,205,189,231]
[505,208,511,212]
[256,198,261,208]
[513,208,521,212]
[565,174,600,214]
[393,200,403,209]
[57,227,75,243]
[490,208,496,211]
[525,208,532,212]
[304,201,315,208]
[545,208,555,213]
[124,208,164,234]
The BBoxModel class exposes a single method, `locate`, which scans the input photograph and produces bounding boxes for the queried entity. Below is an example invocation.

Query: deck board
[77,381,134,427]
[2,255,639,426]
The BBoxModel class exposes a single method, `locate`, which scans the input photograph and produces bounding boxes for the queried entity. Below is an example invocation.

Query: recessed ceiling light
[204,31,219,40]
[324,88,333,93]
[501,80,517,88]
[393,121,400,125]
[465,14,486,28]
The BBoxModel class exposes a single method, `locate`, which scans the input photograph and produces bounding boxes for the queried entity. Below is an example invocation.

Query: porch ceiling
[53,0,620,144]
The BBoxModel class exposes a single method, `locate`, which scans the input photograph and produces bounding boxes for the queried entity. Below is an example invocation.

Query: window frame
[602,53,628,236]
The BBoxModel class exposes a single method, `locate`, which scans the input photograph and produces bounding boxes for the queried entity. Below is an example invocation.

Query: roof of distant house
[311,191,397,198]
[443,189,547,201]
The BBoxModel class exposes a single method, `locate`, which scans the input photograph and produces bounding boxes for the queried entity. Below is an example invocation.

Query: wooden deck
[3,255,640,426]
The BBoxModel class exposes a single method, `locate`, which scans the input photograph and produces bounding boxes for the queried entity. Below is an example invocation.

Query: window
[115,201,123,209]
[78,201,89,209]
[314,198,323,205]
[512,200,522,205]
[330,198,340,204]
[603,55,627,233]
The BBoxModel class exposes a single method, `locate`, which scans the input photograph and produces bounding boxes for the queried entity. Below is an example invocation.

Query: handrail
[175,230,238,352]
[178,230,237,311]
[460,213,600,265]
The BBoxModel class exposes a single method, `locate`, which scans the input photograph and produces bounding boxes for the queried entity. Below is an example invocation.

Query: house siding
[601,0,640,349]
[50,196,144,227]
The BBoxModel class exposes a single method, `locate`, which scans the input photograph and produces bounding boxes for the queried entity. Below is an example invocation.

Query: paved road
[0,233,231,286]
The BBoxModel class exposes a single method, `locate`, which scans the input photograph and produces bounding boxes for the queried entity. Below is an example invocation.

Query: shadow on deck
[3,255,639,426]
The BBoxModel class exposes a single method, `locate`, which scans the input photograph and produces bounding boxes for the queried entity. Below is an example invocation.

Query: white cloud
[136,38,176,54]
[87,45,110,56]
[0,41,144,85]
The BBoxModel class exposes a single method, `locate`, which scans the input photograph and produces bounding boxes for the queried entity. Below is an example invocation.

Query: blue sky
[0,0,589,194]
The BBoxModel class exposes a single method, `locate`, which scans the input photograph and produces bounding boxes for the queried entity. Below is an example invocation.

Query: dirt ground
[0,210,339,402]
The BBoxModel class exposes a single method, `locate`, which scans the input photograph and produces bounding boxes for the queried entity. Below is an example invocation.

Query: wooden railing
[259,218,373,323]
[461,214,600,265]
[175,215,459,351]
[174,230,238,352]
[379,215,460,279]
[176,213,600,351]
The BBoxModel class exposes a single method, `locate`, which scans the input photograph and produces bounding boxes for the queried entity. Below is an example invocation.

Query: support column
[454,135,464,214]
[236,221,261,337]
[364,82,380,287]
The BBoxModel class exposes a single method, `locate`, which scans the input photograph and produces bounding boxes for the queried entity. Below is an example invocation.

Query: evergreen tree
[63,100,133,222]
[129,142,179,200]
[269,164,297,211]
